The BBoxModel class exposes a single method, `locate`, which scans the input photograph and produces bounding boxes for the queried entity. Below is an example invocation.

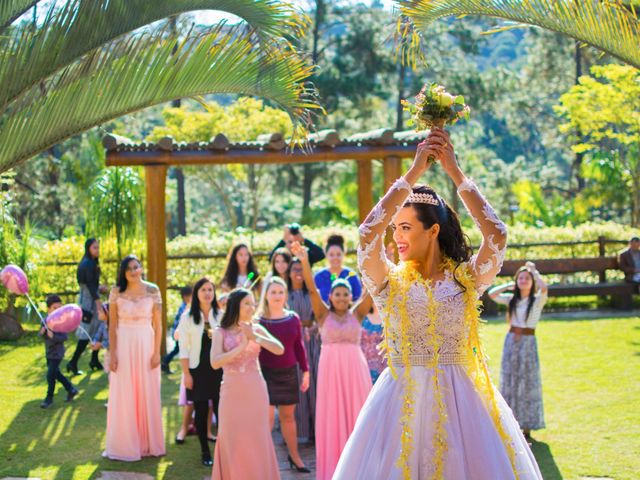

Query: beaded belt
[389,352,468,367]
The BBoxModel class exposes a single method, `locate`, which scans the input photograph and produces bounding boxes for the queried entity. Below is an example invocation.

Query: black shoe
[288,455,311,473]
[40,398,53,409]
[175,434,185,445]
[201,451,213,466]
[161,363,172,374]
[89,359,103,371]
[208,435,216,443]
[65,388,79,402]
[66,363,84,376]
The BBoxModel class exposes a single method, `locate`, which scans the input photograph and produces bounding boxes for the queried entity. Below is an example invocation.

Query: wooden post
[357,160,373,224]
[597,235,607,283]
[383,156,403,259]
[145,165,168,355]
[383,155,402,192]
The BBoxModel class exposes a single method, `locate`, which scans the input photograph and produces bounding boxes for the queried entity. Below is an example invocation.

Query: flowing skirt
[212,369,280,480]
[500,333,545,431]
[334,365,542,480]
[296,325,321,439]
[316,343,372,480]
[104,323,165,461]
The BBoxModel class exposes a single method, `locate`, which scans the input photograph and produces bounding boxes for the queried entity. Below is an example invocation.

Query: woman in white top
[489,261,548,441]
[177,277,222,466]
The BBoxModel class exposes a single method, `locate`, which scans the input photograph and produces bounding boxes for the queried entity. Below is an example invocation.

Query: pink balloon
[0,264,29,295]
[47,304,82,333]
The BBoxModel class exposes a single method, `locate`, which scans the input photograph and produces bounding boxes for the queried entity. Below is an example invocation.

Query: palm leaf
[0,0,307,114]
[396,0,640,69]
[0,23,318,172]
[0,0,38,29]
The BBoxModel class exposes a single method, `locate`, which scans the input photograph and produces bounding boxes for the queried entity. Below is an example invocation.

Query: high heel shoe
[89,358,103,371]
[287,455,311,473]
[201,451,213,466]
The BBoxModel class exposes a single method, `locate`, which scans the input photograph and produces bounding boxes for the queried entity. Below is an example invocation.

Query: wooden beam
[145,165,168,355]
[357,160,373,224]
[106,145,419,167]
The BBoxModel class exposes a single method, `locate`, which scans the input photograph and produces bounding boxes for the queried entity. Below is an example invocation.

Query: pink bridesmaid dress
[212,328,280,480]
[104,287,165,461]
[315,312,372,480]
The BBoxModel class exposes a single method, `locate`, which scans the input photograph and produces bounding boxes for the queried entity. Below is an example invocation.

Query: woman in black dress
[67,238,104,375]
[177,277,223,466]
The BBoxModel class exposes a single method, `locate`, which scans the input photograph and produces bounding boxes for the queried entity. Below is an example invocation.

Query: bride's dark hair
[405,185,473,290]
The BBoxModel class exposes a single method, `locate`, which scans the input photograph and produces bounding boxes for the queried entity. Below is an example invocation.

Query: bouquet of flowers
[401,83,470,162]
[402,83,470,130]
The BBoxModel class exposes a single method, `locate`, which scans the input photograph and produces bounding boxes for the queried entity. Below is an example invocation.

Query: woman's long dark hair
[82,238,101,276]
[406,185,473,290]
[508,267,537,325]
[219,288,252,329]
[116,255,141,293]
[271,247,292,277]
[189,277,219,325]
[287,258,308,293]
[221,243,260,289]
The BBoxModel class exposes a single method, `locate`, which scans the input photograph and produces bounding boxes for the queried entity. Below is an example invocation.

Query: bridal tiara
[406,192,439,206]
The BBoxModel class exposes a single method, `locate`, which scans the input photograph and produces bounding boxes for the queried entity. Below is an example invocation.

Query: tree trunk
[302,163,314,223]
[573,42,586,191]
[203,169,238,229]
[174,168,186,236]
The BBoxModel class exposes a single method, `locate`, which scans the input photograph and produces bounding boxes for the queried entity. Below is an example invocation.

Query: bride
[333,127,542,479]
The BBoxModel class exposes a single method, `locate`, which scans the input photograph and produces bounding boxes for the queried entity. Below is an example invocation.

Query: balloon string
[25,294,45,326]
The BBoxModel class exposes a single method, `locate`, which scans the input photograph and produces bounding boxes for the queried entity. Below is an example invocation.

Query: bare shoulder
[144,282,160,294]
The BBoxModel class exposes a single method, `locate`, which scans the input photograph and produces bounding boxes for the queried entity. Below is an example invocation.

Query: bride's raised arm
[357,138,442,294]
[456,179,507,293]
[431,128,508,293]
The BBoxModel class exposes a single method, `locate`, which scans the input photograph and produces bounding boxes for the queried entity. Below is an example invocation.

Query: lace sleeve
[358,177,412,294]
[458,178,507,294]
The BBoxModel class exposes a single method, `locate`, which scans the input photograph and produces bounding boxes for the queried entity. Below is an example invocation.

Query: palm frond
[396,0,640,69]
[0,0,37,30]
[0,23,319,172]
[0,0,306,114]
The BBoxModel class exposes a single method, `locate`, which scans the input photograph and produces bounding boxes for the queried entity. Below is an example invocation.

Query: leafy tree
[147,98,294,231]
[0,0,319,173]
[555,64,640,225]
[397,0,640,69]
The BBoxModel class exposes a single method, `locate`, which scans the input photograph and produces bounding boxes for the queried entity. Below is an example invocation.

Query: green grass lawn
[1,316,639,480]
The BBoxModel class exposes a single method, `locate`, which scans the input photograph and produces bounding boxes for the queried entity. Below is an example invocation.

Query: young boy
[91,303,110,372]
[40,295,79,408]
[161,285,192,374]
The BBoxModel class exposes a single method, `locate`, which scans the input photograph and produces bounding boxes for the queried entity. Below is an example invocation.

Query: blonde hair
[259,276,289,318]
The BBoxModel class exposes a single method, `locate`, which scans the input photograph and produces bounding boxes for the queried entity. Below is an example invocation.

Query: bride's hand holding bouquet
[403,83,469,184]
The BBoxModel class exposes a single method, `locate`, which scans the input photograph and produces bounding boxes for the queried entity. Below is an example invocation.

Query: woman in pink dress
[290,242,373,480]
[210,288,284,480]
[104,255,165,461]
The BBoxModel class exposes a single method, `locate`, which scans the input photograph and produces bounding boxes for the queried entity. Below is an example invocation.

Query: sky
[192,1,395,25]
[24,1,396,26]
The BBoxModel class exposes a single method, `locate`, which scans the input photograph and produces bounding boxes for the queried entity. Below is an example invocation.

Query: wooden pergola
[104,128,426,348]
